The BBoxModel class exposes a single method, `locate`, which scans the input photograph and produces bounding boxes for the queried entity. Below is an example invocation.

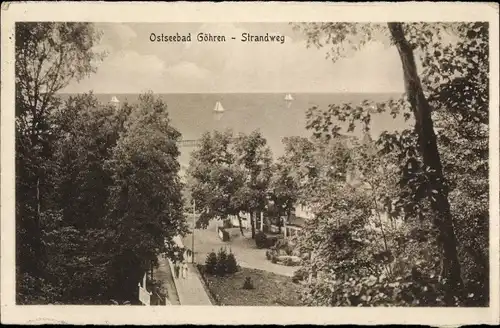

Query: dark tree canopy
[15,23,186,304]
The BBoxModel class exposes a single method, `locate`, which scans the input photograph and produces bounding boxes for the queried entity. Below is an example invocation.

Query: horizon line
[57,91,405,95]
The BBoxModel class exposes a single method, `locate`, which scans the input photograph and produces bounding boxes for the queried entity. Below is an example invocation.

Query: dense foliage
[291,22,489,306]
[185,22,489,307]
[16,21,489,307]
[15,23,186,304]
[187,130,272,238]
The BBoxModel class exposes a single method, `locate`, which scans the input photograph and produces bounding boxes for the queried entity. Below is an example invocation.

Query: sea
[59,93,410,169]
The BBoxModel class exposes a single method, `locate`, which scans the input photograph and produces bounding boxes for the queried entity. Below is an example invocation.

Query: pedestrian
[174,262,180,279]
[182,261,189,279]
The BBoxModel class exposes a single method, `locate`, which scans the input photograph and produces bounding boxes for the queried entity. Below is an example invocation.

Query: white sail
[213,101,225,112]
[284,93,294,101]
[110,96,120,104]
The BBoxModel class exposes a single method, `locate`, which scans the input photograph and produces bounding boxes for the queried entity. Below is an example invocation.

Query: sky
[63,22,407,94]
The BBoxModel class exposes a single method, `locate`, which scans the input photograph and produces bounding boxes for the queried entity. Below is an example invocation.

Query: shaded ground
[153,255,180,305]
[198,265,304,306]
[182,219,297,277]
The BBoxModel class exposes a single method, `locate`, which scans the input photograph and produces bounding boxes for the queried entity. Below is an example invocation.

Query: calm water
[60,93,410,167]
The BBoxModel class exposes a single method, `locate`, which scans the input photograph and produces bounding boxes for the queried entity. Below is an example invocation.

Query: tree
[15,22,104,301]
[187,130,248,234]
[280,136,316,189]
[39,94,130,303]
[423,23,489,305]
[293,22,487,304]
[292,135,376,305]
[51,93,128,230]
[105,93,187,298]
[19,91,189,304]
[292,132,452,306]
[388,24,463,302]
[268,161,298,233]
[187,130,273,239]
[233,131,273,238]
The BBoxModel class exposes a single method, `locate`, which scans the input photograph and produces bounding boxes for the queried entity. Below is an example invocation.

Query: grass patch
[197,265,304,306]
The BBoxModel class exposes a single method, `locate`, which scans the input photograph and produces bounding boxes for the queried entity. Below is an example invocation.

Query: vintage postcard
[1,1,499,325]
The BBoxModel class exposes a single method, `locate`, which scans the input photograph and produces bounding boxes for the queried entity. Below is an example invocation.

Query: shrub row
[205,248,238,276]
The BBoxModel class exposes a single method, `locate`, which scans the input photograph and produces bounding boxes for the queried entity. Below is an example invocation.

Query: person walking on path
[182,261,189,279]
[174,262,180,279]
[170,236,212,305]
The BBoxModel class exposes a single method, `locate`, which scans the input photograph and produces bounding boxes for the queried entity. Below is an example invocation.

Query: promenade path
[182,220,296,277]
[154,255,180,305]
[171,236,212,306]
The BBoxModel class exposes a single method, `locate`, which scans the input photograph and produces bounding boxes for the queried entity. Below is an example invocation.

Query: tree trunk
[388,22,464,303]
[260,211,264,232]
[36,177,41,220]
[33,175,43,276]
[237,215,245,236]
[250,212,256,239]
[285,210,290,239]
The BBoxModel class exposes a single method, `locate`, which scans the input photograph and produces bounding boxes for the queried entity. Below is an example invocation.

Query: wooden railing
[138,273,152,306]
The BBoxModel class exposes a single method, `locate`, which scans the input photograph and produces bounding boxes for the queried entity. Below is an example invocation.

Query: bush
[242,277,254,290]
[292,268,307,283]
[305,270,454,306]
[216,248,228,275]
[274,238,293,255]
[284,257,294,266]
[255,231,268,249]
[226,251,238,274]
[266,249,279,263]
[205,248,239,276]
[205,251,218,275]
[266,236,279,248]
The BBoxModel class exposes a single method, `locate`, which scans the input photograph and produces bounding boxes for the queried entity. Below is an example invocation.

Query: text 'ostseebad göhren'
[149,32,286,44]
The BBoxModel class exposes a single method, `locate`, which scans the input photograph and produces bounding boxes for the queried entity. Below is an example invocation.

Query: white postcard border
[1,1,499,325]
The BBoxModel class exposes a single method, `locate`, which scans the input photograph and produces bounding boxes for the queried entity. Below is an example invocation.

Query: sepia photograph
[1,1,499,325]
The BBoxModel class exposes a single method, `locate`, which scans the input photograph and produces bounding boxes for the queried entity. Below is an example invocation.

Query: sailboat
[284,93,293,108]
[213,101,225,113]
[110,96,120,108]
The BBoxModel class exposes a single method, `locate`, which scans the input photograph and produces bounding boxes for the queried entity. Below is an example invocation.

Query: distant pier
[177,139,201,148]
[176,138,238,148]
